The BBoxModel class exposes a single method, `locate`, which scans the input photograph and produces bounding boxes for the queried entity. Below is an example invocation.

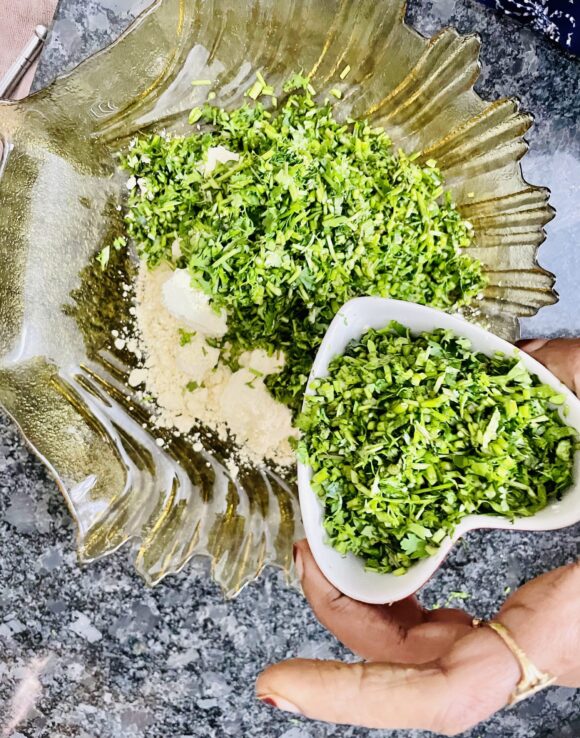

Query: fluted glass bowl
[0,0,555,595]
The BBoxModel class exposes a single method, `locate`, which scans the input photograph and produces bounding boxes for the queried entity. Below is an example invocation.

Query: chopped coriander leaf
[96,245,110,270]
[118,76,486,414]
[447,591,471,603]
[178,328,196,346]
[188,107,204,124]
[112,236,127,250]
[97,236,127,269]
[185,380,200,392]
[297,324,578,574]
[246,70,275,100]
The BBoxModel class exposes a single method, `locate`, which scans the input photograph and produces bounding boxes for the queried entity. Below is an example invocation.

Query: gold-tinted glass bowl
[0,0,555,595]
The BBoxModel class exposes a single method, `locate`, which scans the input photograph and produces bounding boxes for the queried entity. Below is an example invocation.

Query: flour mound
[129,263,297,470]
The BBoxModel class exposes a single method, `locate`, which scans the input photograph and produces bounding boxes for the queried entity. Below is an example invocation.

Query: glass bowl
[0,0,555,595]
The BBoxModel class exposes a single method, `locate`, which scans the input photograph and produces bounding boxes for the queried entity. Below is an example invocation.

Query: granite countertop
[1,2,580,737]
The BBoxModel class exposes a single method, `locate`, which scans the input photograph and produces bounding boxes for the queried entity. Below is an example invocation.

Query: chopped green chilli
[297,324,578,574]
[117,74,485,413]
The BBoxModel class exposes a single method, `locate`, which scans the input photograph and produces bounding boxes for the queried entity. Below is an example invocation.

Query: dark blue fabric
[476,0,579,54]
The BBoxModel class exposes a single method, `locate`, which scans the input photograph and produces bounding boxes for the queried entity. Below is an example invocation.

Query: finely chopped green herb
[116,74,486,413]
[178,328,196,346]
[297,324,577,574]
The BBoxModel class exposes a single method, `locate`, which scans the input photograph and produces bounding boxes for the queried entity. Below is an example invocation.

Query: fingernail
[293,544,304,581]
[258,694,301,715]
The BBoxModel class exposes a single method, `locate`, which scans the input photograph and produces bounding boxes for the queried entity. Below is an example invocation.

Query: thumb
[256,628,519,734]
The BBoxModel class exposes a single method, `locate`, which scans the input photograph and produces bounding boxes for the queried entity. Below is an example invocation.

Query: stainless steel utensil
[0,25,48,99]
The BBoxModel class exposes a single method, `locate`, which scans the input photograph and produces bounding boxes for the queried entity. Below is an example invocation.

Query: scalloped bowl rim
[297,298,580,604]
[0,0,560,594]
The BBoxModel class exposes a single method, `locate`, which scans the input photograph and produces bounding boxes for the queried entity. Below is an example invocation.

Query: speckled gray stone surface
[2,1,580,736]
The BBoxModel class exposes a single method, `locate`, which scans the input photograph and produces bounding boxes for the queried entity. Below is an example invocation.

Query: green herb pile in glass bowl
[110,75,486,415]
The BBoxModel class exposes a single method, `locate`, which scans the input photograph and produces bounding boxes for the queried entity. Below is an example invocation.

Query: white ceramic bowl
[297,298,580,604]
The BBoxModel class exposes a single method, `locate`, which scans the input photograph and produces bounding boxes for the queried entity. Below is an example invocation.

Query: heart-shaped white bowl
[297,298,580,604]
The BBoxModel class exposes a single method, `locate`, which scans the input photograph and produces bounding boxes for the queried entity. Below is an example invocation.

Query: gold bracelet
[472,619,556,705]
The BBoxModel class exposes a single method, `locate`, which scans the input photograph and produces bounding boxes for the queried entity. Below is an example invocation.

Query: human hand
[517,337,580,395]
[257,339,580,734]
[257,541,580,734]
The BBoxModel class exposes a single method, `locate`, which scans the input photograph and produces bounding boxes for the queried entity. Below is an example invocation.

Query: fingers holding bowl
[294,539,472,664]
[518,338,580,396]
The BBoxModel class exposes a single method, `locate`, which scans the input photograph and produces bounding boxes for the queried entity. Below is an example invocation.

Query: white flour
[128,263,297,471]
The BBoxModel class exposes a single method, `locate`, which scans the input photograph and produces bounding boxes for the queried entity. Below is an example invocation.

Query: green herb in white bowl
[297,298,580,604]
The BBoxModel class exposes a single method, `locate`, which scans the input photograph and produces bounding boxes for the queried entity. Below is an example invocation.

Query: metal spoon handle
[0,25,48,100]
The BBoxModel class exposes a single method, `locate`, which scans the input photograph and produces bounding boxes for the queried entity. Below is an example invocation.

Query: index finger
[296,539,472,663]
[257,626,519,734]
